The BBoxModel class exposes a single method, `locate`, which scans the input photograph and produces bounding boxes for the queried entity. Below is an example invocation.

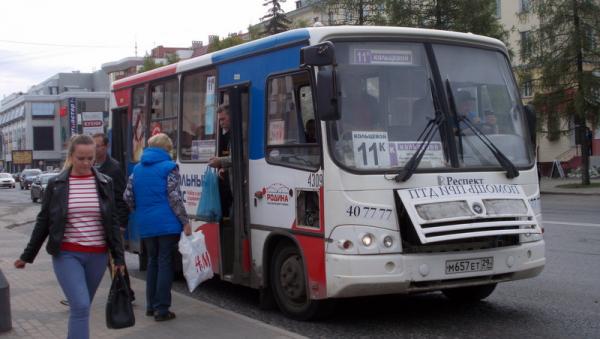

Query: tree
[310,1,510,49]
[248,24,264,41]
[207,34,245,53]
[138,54,163,73]
[385,0,510,47]
[310,0,386,25]
[262,0,292,35]
[520,0,600,185]
[165,53,180,65]
[292,18,311,29]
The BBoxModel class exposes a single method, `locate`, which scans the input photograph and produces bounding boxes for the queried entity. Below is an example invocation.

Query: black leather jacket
[19,168,125,265]
[97,156,128,226]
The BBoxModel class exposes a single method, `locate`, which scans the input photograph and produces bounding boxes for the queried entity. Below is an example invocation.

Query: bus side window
[299,86,317,143]
[131,86,146,163]
[180,70,217,162]
[150,79,178,159]
[266,71,321,171]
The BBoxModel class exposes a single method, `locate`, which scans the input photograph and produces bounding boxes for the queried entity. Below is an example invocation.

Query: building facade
[0,71,110,172]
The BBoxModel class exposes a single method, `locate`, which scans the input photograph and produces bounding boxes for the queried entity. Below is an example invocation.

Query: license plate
[445,257,493,274]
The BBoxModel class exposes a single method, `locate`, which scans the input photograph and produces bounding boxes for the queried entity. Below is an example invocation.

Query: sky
[0,0,295,100]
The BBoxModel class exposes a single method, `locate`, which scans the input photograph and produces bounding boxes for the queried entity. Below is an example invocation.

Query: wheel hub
[279,254,305,301]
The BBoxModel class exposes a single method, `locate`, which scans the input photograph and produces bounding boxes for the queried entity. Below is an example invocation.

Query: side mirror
[524,104,536,147]
[316,68,340,121]
[301,42,336,66]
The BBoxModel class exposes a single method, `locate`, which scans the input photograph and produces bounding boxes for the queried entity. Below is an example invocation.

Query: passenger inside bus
[208,104,233,218]
[455,90,497,134]
[339,78,381,134]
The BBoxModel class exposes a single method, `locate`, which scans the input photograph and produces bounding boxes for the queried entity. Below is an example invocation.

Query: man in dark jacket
[93,133,134,300]
[208,104,233,217]
[93,133,128,226]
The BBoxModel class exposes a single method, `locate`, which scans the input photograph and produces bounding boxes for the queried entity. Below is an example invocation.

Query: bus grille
[395,195,536,253]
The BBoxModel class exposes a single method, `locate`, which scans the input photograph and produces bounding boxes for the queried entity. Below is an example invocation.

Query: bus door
[219,84,251,284]
[110,107,128,174]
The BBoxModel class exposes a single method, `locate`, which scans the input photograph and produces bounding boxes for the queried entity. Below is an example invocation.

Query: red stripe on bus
[112,64,177,90]
[294,234,327,300]
[242,238,251,273]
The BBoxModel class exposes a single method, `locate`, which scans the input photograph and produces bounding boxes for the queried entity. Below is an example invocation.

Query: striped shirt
[60,174,106,253]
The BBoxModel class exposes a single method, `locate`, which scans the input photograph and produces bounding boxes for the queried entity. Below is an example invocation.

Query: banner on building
[12,150,33,165]
[68,98,77,135]
[82,112,104,135]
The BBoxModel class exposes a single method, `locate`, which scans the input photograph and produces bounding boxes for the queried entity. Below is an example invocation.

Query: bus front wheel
[270,243,331,320]
[442,283,497,302]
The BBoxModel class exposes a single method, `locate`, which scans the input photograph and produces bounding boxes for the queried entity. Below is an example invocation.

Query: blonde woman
[15,134,125,339]
[124,133,191,321]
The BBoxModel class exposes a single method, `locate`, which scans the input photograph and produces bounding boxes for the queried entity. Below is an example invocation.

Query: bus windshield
[328,41,533,172]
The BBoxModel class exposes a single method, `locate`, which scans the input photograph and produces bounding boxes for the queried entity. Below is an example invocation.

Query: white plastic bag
[178,230,214,292]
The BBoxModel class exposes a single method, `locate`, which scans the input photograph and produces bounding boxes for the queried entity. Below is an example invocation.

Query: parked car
[30,173,58,202]
[0,172,16,188]
[19,169,42,190]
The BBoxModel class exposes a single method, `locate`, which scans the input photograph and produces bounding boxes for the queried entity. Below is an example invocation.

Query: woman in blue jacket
[124,133,191,321]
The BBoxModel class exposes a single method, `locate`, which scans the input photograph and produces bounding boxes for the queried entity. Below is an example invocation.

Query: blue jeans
[52,251,108,339]
[144,234,179,315]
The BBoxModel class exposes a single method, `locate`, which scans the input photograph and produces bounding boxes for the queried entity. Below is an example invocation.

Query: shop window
[32,103,55,118]
[33,126,54,151]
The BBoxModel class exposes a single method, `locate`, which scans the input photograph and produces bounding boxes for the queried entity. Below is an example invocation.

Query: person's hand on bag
[208,157,222,168]
[183,223,192,236]
[14,259,26,269]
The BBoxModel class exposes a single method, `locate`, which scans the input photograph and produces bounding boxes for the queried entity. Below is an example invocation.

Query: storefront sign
[12,150,33,165]
[81,112,104,135]
[68,98,77,135]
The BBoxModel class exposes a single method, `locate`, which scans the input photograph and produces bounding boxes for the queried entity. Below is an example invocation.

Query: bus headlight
[383,235,393,248]
[361,233,374,247]
[520,224,543,243]
[337,239,354,250]
[326,225,401,254]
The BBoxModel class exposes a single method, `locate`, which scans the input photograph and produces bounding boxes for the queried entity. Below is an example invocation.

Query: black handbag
[106,270,135,329]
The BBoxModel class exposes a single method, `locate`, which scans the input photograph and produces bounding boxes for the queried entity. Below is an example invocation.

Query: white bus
[110,26,545,320]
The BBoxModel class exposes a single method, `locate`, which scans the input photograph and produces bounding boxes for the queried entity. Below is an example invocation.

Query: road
[2,188,599,338]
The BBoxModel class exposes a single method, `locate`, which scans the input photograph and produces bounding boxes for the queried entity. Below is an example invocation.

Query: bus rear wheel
[442,283,497,302]
[270,243,331,320]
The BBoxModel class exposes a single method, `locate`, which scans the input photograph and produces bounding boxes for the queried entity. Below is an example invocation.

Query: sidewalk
[539,176,600,196]
[0,225,304,339]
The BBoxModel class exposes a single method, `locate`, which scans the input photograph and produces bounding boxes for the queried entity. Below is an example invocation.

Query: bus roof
[112,26,506,91]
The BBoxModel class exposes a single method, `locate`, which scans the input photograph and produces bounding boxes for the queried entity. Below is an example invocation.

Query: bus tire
[270,243,333,320]
[258,287,276,310]
[442,283,497,302]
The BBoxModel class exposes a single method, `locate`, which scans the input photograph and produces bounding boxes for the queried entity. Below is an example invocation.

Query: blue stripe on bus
[212,29,309,64]
[217,44,307,160]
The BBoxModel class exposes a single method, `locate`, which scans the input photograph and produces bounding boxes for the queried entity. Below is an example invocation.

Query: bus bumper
[325,240,545,298]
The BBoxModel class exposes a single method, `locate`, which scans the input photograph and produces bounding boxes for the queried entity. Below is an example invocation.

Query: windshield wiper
[445,79,519,179]
[394,79,444,182]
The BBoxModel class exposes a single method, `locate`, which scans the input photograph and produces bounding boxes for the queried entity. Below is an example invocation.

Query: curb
[166,285,308,339]
[540,191,600,196]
